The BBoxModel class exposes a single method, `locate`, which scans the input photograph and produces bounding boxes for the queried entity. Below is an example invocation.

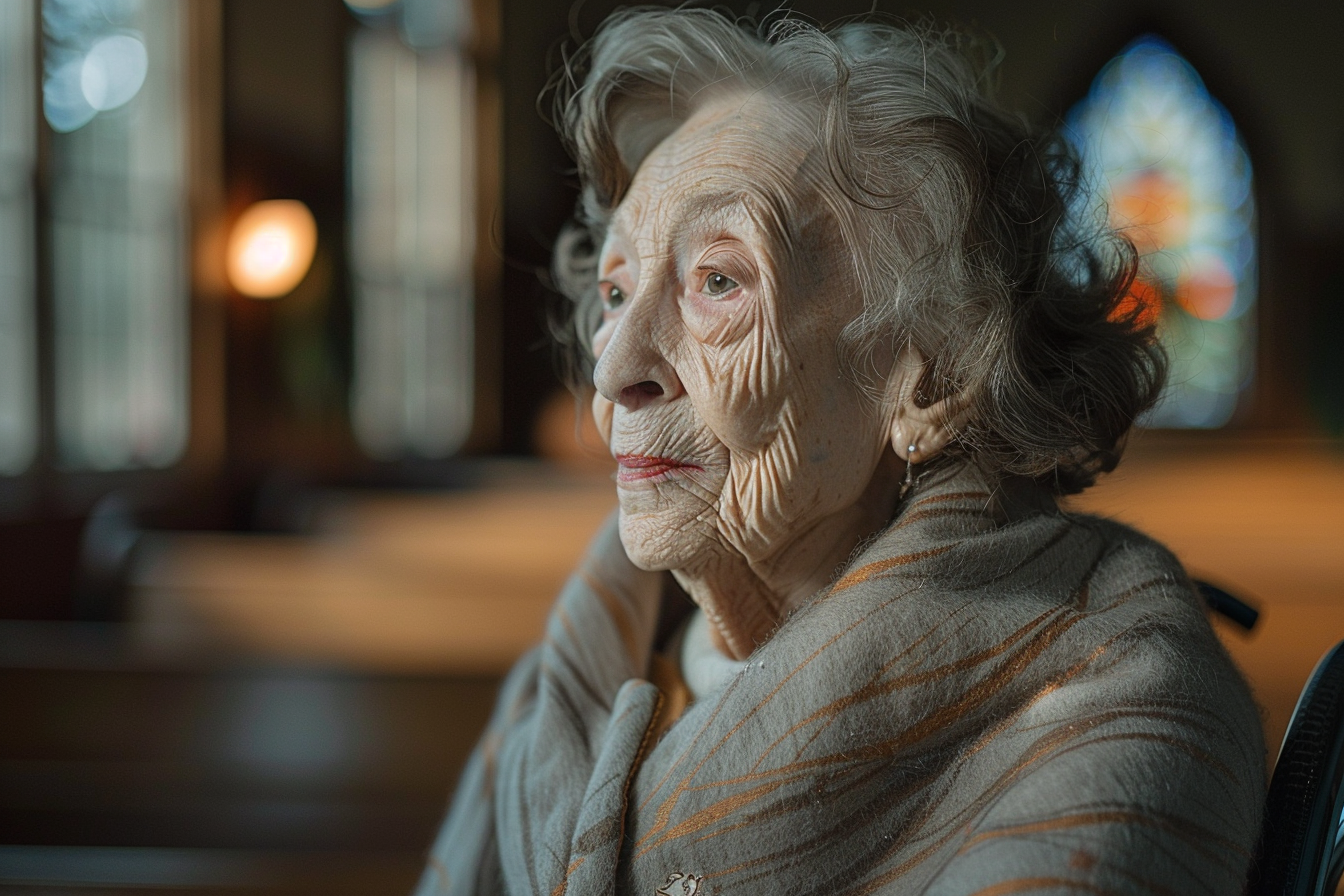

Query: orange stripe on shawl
[830,544,957,592]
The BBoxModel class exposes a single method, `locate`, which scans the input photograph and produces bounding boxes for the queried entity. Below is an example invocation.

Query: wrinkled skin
[591,94,951,660]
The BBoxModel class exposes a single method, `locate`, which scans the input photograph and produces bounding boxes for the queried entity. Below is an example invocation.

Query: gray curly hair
[546,6,1165,495]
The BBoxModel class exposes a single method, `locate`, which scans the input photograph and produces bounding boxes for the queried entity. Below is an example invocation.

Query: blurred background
[0,0,1341,892]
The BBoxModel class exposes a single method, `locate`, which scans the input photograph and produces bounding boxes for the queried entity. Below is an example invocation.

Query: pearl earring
[901,441,917,498]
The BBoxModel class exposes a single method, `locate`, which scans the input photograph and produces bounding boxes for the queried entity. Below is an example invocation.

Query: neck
[672,450,903,660]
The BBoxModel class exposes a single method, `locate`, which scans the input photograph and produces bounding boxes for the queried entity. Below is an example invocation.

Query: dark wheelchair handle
[1248,640,1344,896]
[1195,580,1259,631]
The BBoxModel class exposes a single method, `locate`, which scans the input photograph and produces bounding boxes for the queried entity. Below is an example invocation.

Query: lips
[614,454,703,482]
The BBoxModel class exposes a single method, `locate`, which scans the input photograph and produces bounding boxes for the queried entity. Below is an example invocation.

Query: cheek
[676,302,791,449]
[591,320,616,359]
[591,392,614,445]
[679,292,756,347]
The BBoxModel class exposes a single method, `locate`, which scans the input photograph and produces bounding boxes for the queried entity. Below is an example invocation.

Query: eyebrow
[611,185,794,267]
[670,193,752,261]
[611,190,737,236]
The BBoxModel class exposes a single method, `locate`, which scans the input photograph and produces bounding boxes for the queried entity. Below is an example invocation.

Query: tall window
[43,0,189,469]
[1067,36,1257,428]
[0,1,38,475]
[347,0,476,460]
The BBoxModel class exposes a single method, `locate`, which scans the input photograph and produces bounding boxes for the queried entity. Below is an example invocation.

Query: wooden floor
[131,463,619,675]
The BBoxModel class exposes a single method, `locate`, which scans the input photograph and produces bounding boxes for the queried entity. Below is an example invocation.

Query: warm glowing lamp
[226,200,318,299]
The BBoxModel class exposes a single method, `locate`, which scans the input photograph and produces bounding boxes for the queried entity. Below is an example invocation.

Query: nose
[592,300,682,412]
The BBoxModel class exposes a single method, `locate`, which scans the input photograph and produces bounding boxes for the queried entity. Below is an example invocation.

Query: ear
[886,347,968,466]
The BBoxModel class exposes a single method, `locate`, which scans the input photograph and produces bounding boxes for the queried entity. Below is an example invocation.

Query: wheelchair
[1249,637,1344,896]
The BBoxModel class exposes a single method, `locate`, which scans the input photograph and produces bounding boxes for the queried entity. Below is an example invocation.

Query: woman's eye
[600,282,625,310]
[702,272,739,297]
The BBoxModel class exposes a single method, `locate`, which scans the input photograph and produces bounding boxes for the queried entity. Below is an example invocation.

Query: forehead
[609,94,818,240]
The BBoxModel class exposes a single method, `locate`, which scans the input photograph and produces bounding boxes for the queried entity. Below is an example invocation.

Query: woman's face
[592,94,892,575]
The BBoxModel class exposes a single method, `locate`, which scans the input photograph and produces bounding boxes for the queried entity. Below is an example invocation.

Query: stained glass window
[44,0,189,469]
[0,1,39,476]
[1067,36,1256,428]
[348,0,476,460]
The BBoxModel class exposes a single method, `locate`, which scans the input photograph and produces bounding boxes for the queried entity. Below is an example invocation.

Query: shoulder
[1017,512,1258,729]
[812,504,1262,765]
[938,514,1267,893]
[1065,512,1240,683]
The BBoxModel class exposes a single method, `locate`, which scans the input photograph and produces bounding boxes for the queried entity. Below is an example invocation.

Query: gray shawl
[416,463,1264,895]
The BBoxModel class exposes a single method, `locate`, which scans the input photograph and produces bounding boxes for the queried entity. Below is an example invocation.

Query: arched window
[1067,36,1256,428]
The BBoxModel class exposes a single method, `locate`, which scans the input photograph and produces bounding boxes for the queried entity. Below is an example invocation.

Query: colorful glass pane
[1067,36,1256,428]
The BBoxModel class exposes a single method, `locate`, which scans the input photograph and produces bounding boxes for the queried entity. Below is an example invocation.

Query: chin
[617,506,707,573]
[613,463,723,570]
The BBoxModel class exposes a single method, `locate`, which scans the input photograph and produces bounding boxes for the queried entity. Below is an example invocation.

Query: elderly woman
[418,9,1263,894]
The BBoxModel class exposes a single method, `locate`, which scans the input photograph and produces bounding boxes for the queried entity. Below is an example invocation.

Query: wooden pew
[0,622,497,895]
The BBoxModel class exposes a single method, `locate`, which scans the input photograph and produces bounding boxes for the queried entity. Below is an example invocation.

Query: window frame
[0,0,224,520]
